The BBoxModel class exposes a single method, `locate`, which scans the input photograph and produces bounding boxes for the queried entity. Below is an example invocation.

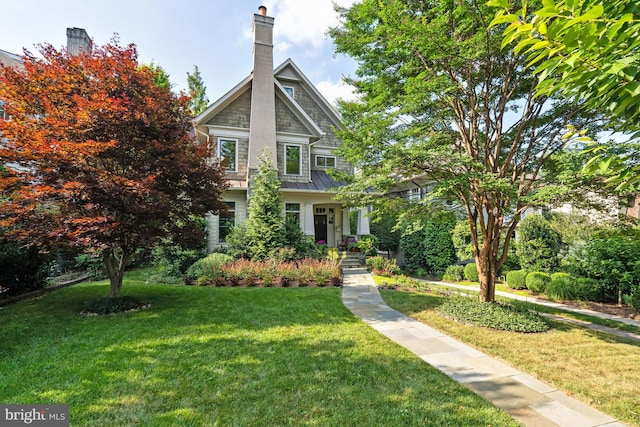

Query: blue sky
[1,0,358,105]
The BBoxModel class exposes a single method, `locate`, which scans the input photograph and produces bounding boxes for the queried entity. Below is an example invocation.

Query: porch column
[356,206,370,235]
[304,203,315,236]
[342,208,351,236]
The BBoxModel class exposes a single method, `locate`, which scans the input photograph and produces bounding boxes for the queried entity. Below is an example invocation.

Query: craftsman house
[194,6,368,250]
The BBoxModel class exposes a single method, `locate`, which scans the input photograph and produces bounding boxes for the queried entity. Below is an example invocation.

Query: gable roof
[0,49,24,69]
[195,58,340,138]
[274,59,342,129]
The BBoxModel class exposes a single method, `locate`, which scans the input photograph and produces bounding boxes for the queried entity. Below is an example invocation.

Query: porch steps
[339,251,365,269]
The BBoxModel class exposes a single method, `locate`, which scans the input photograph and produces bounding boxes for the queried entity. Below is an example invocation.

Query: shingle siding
[206,90,251,128]
[275,96,307,134]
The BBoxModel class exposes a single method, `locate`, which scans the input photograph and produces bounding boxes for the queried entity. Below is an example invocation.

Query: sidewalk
[341,268,625,427]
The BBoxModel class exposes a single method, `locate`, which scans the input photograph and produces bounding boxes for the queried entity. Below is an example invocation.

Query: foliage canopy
[330,0,599,301]
[0,39,228,298]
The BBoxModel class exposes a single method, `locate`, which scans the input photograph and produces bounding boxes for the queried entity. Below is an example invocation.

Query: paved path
[341,268,625,427]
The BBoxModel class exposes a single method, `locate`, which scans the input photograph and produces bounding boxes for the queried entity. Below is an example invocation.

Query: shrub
[356,234,379,257]
[366,255,399,275]
[370,210,401,256]
[401,218,456,276]
[437,296,550,333]
[631,286,640,312]
[566,229,640,303]
[81,296,148,315]
[573,277,604,302]
[545,273,576,301]
[464,263,479,282]
[218,258,341,287]
[506,270,527,290]
[152,244,205,282]
[526,272,551,293]
[186,253,234,282]
[516,213,561,272]
[442,265,465,282]
[0,238,53,297]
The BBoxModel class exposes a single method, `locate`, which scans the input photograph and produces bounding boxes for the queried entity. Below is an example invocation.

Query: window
[283,86,294,97]
[219,138,237,172]
[219,202,236,243]
[315,155,336,168]
[285,144,301,175]
[285,203,300,225]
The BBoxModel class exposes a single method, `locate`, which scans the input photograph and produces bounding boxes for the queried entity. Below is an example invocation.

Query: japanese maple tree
[0,39,227,298]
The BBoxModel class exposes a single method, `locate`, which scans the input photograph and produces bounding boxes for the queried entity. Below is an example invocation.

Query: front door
[314,215,327,244]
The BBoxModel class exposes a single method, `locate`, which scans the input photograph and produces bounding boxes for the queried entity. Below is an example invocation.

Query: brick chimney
[248,6,277,171]
[66,27,92,56]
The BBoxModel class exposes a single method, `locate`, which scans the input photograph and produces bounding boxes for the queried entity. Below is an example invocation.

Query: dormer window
[283,86,294,97]
[316,155,336,168]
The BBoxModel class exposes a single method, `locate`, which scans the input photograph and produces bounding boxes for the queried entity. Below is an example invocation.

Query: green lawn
[0,273,517,426]
[381,290,640,427]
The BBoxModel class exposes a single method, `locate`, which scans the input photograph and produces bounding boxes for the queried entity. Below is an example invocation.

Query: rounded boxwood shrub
[526,272,551,293]
[442,265,465,282]
[186,253,234,283]
[545,273,576,301]
[463,263,479,282]
[506,270,527,290]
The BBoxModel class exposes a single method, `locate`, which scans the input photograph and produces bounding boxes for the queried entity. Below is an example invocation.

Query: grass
[375,274,640,336]
[0,271,518,426]
[380,290,640,427]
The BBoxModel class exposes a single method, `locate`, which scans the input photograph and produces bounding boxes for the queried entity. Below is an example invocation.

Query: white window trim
[218,137,238,173]
[285,202,301,225]
[219,201,236,243]
[315,155,336,168]
[284,144,302,176]
[283,86,294,97]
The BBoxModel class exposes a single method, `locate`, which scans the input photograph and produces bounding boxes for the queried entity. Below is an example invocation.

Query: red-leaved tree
[0,39,227,298]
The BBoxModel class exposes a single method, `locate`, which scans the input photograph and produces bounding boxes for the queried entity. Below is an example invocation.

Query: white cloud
[317,78,358,106]
[264,0,358,54]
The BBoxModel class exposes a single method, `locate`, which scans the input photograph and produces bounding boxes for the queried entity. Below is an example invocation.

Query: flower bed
[189,258,342,288]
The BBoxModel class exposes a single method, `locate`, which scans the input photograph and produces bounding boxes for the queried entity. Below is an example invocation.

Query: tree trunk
[477,237,499,303]
[103,248,128,299]
[477,257,496,302]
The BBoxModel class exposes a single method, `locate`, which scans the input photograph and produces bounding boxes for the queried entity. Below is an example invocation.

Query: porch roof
[280,170,345,192]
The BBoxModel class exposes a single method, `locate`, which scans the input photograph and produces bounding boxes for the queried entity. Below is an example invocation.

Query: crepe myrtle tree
[0,38,228,299]
[330,0,603,302]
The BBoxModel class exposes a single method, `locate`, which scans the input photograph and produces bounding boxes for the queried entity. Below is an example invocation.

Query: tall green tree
[492,0,639,133]
[491,0,640,190]
[140,61,172,89]
[187,65,209,116]
[232,153,285,260]
[330,0,600,301]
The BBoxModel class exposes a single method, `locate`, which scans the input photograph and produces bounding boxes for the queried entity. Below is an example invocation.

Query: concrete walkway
[341,268,625,427]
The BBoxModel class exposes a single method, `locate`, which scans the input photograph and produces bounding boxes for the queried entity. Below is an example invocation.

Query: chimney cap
[258,5,267,16]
